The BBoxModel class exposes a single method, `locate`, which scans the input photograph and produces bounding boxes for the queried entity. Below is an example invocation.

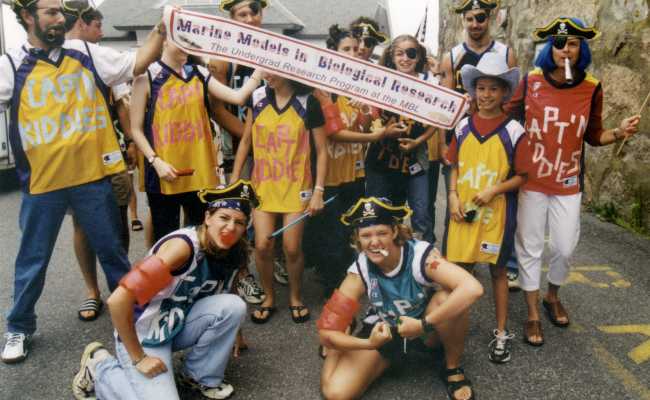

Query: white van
[0,3,14,171]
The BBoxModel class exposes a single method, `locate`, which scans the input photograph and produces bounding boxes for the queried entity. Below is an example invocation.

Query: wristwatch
[422,319,435,334]
[147,154,158,164]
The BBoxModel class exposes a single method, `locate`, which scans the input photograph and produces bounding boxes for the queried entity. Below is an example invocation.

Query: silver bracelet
[315,186,325,192]
[154,26,167,38]
[613,128,621,141]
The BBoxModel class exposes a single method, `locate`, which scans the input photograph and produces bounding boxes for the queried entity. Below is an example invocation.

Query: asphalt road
[0,169,649,400]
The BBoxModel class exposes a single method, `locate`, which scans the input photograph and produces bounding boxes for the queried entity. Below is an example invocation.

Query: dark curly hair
[348,16,380,32]
[325,23,359,51]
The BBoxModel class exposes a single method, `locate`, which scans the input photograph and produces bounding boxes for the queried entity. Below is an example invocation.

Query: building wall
[438,0,650,229]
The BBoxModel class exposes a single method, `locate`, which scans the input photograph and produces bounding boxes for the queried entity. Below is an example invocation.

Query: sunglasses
[395,47,419,60]
[464,210,477,223]
[362,37,378,48]
[466,12,488,24]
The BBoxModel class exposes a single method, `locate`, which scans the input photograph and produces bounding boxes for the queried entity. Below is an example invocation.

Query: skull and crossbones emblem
[558,23,568,35]
[362,26,370,36]
[363,203,375,217]
[472,0,480,9]
[241,185,250,198]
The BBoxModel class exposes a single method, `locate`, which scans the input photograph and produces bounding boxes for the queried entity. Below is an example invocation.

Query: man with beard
[208,0,267,304]
[437,0,519,284]
[0,0,174,363]
[63,0,138,323]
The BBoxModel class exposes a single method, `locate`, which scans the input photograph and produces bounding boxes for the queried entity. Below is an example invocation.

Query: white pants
[515,190,582,291]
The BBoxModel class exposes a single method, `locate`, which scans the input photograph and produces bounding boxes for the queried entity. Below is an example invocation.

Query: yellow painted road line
[598,325,650,364]
[592,339,650,399]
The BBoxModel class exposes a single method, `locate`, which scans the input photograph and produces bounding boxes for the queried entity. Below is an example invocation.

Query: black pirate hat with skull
[353,23,388,44]
[341,197,411,229]
[198,180,261,217]
[533,18,600,40]
[452,0,499,15]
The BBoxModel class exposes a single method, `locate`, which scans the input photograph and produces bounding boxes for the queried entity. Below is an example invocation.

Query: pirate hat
[460,52,520,104]
[11,0,39,13]
[63,0,97,20]
[341,197,412,228]
[353,23,389,44]
[198,180,261,216]
[452,0,499,15]
[533,18,600,40]
[220,0,268,13]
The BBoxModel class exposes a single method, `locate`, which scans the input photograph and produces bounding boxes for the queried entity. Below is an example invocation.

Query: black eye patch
[552,36,568,50]
[248,2,260,15]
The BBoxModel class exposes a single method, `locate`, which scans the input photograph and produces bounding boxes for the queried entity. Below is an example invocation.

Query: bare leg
[422,289,473,400]
[145,210,155,251]
[489,263,508,332]
[282,212,308,318]
[322,348,390,400]
[524,289,543,344]
[72,216,100,319]
[128,174,139,223]
[251,210,278,320]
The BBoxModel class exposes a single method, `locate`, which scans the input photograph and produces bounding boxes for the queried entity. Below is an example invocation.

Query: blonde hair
[197,208,251,271]
[351,221,419,250]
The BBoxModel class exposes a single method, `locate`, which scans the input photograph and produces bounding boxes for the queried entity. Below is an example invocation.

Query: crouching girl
[318,198,483,400]
[72,181,260,400]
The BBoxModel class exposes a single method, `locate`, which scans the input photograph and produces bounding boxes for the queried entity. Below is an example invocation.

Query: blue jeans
[365,170,433,243]
[95,294,246,400]
[5,178,130,334]
[303,186,344,296]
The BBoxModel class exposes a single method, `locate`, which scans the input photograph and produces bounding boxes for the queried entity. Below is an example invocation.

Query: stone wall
[438,0,650,230]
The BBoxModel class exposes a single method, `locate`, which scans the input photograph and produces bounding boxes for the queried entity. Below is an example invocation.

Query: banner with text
[164,7,468,129]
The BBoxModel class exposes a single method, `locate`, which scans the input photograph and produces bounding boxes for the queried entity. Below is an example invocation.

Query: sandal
[524,320,544,347]
[251,306,276,324]
[78,299,103,322]
[131,220,143,231]
[444,367,475,400]
[290,306,310,324]
[319,318,357,359]
[542,298,570,327]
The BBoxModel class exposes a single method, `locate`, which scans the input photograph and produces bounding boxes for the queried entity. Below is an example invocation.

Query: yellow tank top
[143,62,218,195]
[11,48,124,194]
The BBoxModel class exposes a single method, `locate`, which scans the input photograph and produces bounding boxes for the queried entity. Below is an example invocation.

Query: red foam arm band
[322,102,347,136]
[119,255,174,306]
[368,106,380,120]
[316,289,361,331]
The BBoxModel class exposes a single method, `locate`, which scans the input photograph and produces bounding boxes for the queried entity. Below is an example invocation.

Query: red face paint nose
[220,232,237,246]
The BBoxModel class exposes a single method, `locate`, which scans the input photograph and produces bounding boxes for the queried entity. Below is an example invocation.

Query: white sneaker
[489,329,515,363]
[274,255,288,285]
[177,363,234,399]
[237,274,265,304]
[72,342,110,400]
[2,333,31,363]
[507,272,521,290]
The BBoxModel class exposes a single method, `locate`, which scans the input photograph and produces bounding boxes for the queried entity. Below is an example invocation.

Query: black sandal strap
[447,379,474,400]
[445,367,465,377]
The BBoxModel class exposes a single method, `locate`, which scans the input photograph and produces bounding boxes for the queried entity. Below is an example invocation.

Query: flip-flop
[78,299,104,322]
[251,306,276,324]
[131,220,143,231]
[290,306,310,324]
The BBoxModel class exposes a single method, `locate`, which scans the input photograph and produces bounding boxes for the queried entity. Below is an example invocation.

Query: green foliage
[585,199,648,238]
[588,200,619,222]
[630,203,643,231]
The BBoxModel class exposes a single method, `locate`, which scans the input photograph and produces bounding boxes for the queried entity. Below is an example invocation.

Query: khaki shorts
[66,170,133,215]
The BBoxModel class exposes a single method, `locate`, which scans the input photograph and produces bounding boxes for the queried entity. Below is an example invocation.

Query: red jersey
[504,68,605,195]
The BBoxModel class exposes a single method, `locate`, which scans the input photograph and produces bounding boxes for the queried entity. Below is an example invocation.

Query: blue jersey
[349,239,442,327]
[121,227,238,347]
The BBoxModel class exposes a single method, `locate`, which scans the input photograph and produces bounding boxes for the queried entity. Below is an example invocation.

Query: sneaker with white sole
[72,342,110,400]
[489,329,514,363]
[2,333,31,363]
[507,272,521,291]
[237,274,265,304]
[273,255,288,285]
[177,363,234,399]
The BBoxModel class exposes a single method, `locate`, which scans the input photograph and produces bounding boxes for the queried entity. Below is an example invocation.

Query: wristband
[613,128,621,141]
[249,75,261,84]
[132,353,146,366]
[448,190,458,197]
[315,186,325,192]
[434,73,442,76]
[154,26,166,37]
[125,139,134,146]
